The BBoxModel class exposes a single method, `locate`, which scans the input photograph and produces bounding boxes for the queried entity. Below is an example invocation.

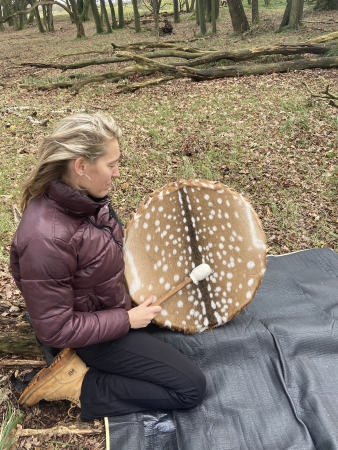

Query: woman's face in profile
[85,139,121,198]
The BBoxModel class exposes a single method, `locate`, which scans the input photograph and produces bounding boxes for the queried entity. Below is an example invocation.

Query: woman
[10,113,206,420]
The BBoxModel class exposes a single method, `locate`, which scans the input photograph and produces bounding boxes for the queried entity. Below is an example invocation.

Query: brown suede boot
[19,348,89,407]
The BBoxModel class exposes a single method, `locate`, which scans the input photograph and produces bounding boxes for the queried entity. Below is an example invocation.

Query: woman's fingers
[128,296,162,328]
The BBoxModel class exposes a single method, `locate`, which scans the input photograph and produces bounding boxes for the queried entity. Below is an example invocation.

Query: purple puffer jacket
[10,181,132,349]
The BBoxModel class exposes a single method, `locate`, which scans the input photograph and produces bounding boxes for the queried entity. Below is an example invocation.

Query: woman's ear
[74,157,87,176]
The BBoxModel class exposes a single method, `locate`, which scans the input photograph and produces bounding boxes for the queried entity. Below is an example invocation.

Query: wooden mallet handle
[153,278,192,307]
[152,263,213,307]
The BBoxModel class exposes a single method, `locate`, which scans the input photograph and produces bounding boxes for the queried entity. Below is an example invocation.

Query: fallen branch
[70,64,157,92]
[116,75,175,93]
[308,31,338,43]
[302,81,338,109]
[21,55,338,93]
[19,81,74,90]
[20,43,335,72]
[176,57,338,81]
[111,42,209,52]
[20,50,210,71]
[15,422,103,437]
[0,359,45,367]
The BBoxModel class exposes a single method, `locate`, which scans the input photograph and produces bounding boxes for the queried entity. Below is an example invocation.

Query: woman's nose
[112,166,120,178]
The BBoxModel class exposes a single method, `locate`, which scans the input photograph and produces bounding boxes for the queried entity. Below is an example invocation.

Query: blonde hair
[20,113,122,211]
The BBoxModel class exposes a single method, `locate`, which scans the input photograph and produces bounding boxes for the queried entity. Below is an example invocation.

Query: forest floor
[0,4,337,449]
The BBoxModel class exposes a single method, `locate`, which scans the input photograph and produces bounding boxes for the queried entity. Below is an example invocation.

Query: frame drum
[124,180,266,333]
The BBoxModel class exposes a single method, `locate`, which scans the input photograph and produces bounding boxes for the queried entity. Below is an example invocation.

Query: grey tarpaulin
[105,248,338,450]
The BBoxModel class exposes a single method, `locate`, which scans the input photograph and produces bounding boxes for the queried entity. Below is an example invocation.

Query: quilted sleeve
[10,236,130,348]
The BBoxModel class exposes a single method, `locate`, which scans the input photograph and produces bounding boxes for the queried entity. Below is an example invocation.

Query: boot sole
[19,348,75,406]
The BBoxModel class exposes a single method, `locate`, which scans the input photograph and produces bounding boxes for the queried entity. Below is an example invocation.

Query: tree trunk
[252,0,258,23]
[2,0,14,26]
[117,0,124,28]
[211,0,216,32]
[174,0,180,22]
[0,4,4,30]
[77,0,83,14]
[191,0,195,12]
[80,0,90,21]
[185,0,190,12]
[290,0,304,27]
[205,0,211,21]
[195,0,200,24]
[215,0,219,19]
[100,0,112,33]
[16,0,26,30]
[279,0,304,29]
[131,0,141,32]
[227,0,250,32]
[314,0,338,9]
[46,4,54,31]
[198,0,206,34]
[30,0,45,32]
[89,0,104,32]
[27,6,35,24]
[69,0,85,36]
[107,0,117,28]
[154,8,159,40]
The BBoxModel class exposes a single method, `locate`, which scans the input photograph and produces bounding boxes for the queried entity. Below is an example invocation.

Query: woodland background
[0,0,337,448]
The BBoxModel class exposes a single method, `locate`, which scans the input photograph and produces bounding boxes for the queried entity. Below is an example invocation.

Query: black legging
[77,329,206,420]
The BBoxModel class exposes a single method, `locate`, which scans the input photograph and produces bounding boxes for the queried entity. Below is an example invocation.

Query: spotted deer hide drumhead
[123,179,266,333]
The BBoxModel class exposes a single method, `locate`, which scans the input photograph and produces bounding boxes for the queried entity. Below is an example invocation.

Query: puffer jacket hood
[10,181,132,349]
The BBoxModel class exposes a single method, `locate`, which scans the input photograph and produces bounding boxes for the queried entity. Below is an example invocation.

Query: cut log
[0,322,42,356]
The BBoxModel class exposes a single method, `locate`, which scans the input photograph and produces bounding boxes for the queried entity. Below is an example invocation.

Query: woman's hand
[128,296,162,329]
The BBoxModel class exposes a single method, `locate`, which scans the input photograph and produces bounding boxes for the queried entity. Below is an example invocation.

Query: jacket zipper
[85,217,123,252]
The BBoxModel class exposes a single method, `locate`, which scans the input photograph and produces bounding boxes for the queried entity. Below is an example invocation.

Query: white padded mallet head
[153,263,213,306]
[190,264,213,284]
